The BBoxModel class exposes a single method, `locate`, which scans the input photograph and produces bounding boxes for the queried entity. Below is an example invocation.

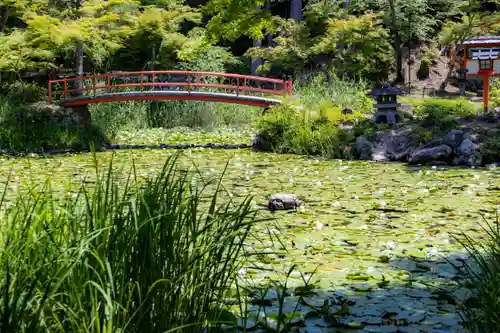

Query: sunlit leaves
[204,0,272,41]
[312,13,392,78]
[246,18,309,74]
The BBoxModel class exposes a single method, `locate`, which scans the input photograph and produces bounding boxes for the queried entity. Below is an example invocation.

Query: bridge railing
[48,71,293,104]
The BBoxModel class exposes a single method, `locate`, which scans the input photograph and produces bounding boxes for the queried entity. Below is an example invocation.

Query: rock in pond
[458,138,477,157]
[453,152,482,167]
[355,136,374,160]
[442,130,465,153]
[409,145,452,164]
[268,194,300,211]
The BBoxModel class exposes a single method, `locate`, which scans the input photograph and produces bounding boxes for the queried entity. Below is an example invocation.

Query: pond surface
[0,129,499,333]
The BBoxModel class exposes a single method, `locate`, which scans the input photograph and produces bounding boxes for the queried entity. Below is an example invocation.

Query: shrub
[480,132,500,164]
[0,96,107,151]
[414,97,476,131]
[315,99,366,125]
[490,87,500,110]
[414,97,476,118]
[417,56,431,79]
[0,153,258,332]
[0,81,47,104]
[254,104,354,158]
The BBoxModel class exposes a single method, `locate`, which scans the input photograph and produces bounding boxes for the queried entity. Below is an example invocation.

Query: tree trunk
[0,7,9,33]
[151,46,156,70]
[387,0,404,83]
[251,38,263,75]
[290,0,302,21]
[265,0,273,46]
[75,42,85,97]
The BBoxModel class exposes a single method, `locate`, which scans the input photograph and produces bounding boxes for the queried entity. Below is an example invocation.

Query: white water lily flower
[314,221,324,230]
[386,241,396,249]
[330,202,341,207]
[379,200,387,207]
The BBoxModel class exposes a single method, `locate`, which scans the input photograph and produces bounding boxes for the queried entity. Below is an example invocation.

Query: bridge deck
[60,91,282,108]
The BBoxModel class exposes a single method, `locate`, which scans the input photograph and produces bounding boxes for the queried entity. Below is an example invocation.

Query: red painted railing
[48,71,293,104]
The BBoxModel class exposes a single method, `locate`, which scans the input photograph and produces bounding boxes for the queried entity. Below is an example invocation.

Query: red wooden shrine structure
[457,36,500,112]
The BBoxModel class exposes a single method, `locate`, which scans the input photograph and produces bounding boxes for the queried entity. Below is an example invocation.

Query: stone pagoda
[369,84,407,124]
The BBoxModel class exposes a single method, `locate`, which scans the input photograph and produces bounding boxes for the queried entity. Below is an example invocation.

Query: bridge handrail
[48,70,293,104]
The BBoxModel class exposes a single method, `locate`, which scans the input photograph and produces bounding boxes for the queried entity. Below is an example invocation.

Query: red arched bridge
[48,71,293,108]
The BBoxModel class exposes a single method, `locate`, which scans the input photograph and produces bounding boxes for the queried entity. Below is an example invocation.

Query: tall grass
[455,214,500,333]
[90,100,260,139]
[292,73,373,114]
[0,152,259,332]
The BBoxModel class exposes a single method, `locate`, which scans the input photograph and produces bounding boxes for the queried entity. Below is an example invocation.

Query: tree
[203,0,272,43]
[246,17,309,75]
[312,13,392,80]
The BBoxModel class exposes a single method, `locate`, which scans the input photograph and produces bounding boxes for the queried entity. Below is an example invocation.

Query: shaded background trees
[0,0,499,87]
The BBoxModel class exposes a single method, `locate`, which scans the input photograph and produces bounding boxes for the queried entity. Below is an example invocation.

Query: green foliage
[455,215,500,333]
[246,17,310,75]
[253,75,370,158]
[312,13,392,79]
[417,43,439,79]
[255,104,353,158]
[247,13,392,79]
[480,132,500,165]
[175,44,240,72]
[203,0,272,41]
[0,153,258,332]
[490,87,500,110]
[411,97,475,133]
[91,99,259,139]
[0,81,47,103]
[417,57,431,79]
[0,96,107,151]
[295,73,374,115]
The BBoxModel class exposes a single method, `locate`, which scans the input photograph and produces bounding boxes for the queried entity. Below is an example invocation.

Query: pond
[0,129,499,333]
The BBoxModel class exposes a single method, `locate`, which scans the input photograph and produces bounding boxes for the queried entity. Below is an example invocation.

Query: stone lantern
[369,84,407,124]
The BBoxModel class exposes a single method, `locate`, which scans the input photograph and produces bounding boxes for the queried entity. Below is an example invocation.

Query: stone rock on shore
[355,136,373,160]
[409,145,452,164]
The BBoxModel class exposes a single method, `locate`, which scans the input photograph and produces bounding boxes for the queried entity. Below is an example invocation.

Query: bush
[254,104,354,158]
[414,97,476,131]
[417,57,431,79]
[0,153,258,332]
[480,132,500,164]
[490,87,500,110]
[253,74,371,158]
[0,81,47,104]
[0,96,107,151]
